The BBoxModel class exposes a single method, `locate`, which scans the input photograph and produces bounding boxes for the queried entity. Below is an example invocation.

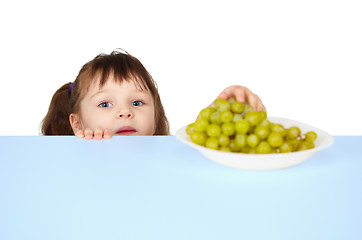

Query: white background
[0,0,361,136]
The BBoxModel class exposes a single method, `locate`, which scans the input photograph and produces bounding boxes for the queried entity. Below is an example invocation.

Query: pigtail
[41,83,74,135]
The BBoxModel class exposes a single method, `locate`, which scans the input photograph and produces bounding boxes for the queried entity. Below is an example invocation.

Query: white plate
[175,117,334,170]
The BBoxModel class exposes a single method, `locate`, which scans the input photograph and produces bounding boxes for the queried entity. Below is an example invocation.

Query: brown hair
[41,50,170,135]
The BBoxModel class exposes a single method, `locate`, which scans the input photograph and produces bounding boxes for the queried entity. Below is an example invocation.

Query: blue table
[0,136,361,240]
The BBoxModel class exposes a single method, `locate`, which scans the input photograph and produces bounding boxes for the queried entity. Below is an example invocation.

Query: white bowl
[175,117,334,171]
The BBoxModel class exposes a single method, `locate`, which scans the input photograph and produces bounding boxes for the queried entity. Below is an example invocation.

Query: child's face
[71,76,155,136]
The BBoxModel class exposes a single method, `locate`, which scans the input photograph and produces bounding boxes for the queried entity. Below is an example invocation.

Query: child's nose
[118,110,133,119]
[119,113,133,118]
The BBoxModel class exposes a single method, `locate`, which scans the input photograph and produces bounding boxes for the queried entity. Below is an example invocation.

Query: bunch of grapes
[186,98,317,154]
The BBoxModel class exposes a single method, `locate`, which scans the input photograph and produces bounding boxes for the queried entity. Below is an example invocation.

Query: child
[41,50,265,140]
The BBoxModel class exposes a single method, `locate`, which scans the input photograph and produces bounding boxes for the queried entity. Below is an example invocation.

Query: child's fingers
[216,91,229,100]
[255,95,266,112]
[84,128,94,140]
[232,86,247,103]
[103,129,113,139]
[94,128,104,140]
[74,130,85,138]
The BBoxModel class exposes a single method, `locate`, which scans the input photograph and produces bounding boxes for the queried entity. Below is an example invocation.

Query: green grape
[279,142,293,153]
[258,119,271,128]
[220,111,233,123]
[228,97,236,104]
[214,98,231,112]
[234,133,247,148]
[247,125,256,135]
[210,111,222,124]
[245,112,262,126]
[199,107,216,120]
[206,124,221,137]
[186,123,196,135]
[257,111,267,120]
[297,140,315,151]
[270,147,278,153]
[194,118,209,132]
[205,137,219,150]
[218,134,230,147]
[191,132,207,146]
[220,146,231,152]
[232,114,243,122]
[235,119,250,134]
[241,145,251,153]
[270,123,286,136]
[254,125,270,140]
[247,134,260,147]
[286,126,301,139]
[229,139,241,152]
[267,132,284,147]
[221,122,235,136]
[288,139,301,152]
[231,101,245,113]
[248,147,257,154]
[189,98,317,154]
[243,103,254,114]
[256,141,272,154]
[305,131,317,143]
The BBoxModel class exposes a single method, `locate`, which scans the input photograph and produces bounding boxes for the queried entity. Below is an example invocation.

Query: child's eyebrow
[90,88,151,100]
[90,89,109,99]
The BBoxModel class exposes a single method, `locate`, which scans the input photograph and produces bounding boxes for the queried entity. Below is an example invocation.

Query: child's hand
[74,128,113,140]
[216,85,266,112]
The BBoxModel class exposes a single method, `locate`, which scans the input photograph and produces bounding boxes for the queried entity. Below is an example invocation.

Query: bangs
[91,53,150,92]
[77,52,152,98]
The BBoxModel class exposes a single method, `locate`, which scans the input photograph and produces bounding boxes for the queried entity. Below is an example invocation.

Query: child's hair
[41,50,170,135]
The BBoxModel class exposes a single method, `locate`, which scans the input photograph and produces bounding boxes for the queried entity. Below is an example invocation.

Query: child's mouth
[115,126,137,135]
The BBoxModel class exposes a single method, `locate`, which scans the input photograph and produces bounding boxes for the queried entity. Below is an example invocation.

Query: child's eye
[98,102,113,108]
[132,100,144,107]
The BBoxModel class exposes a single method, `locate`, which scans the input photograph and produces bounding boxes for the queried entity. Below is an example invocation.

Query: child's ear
[69,113,83,134]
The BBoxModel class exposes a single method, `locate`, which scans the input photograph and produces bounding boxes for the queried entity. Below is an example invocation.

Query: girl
[41,50,265,140]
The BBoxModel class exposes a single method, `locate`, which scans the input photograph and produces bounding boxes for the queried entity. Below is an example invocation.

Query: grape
[287,126,301,139]
[206,124,221,137]
[235,119,250,134]
[243,104,254,114]
[191,132,207,146]
[267,132,283,147]
[231,101,244,113]
[229,139,241,152]
[234,134,247,148]
[210,111,222,124]
[297,141,314,151]
[186,123,196,135]
[220,111,233,123]
[194,118,209,132]
[254,125,270,140]
[187,98,317,154]
[247,134,260,148]
[218,134,230,147]
[199,107,216,120]
[205,137,219,150]
[220,146,231,152]
[256,141,272,154]
[245,112,262,126]
[258,111,267,121]
[258,119,271,128]
[305,131,317,143]
[214,98,231,112]
[233,114,243,122]
[279,142,293,153]
[221,122,235,136]
[270,123,286,136]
